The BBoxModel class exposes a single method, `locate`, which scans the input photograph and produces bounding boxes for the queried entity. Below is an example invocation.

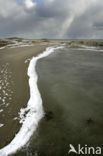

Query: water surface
[16,48,103,156]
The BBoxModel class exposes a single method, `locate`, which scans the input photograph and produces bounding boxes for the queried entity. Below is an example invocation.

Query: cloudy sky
[0,0,103,39]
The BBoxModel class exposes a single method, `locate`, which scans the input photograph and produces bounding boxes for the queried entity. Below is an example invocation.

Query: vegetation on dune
[66,40,103,48]
[0,40,13,47]
[6,37,24,42]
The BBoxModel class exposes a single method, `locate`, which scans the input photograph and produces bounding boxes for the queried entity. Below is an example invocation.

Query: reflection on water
[15,48,103,156]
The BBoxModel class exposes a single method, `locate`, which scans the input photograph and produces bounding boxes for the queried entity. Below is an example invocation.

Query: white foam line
[0,123,4,128]
[0,46,63,156]
[0,47,6,50]
[10,44,33,49]
[71,47,103,52]
[80,45,96,49]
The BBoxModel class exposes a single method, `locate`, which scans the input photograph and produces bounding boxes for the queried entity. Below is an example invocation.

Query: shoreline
[0,40,103,155]
[0,44,63,155]
[0,44,46,150]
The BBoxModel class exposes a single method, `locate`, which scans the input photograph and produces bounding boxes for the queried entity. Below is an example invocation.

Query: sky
[0,0,103,39]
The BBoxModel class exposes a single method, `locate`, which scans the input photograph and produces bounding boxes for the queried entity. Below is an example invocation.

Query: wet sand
[0,44,47,148]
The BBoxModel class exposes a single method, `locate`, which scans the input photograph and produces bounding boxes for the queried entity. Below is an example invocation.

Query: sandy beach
[0,44,47,148]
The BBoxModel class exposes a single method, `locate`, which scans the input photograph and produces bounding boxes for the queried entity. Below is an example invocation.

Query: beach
[0,40,103,156]
[0,43,47,148]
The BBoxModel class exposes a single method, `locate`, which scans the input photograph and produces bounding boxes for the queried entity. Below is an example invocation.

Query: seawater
[24,48,103,156]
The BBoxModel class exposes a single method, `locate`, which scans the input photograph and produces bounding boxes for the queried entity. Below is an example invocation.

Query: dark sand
[0,44,47,148]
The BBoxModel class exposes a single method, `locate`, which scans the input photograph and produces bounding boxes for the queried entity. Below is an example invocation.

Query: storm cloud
[0,0,103,39]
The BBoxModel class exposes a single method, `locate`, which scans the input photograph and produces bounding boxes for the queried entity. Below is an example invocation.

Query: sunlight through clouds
[25,0,36,8]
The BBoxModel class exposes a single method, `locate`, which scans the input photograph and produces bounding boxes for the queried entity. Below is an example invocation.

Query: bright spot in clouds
[25,0,36,8]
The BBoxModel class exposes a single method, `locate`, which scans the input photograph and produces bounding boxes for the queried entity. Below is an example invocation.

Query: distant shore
[0,38,103,50]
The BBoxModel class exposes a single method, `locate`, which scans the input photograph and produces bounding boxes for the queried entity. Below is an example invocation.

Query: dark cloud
[93,23,103,30]
[0,0,103,39]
